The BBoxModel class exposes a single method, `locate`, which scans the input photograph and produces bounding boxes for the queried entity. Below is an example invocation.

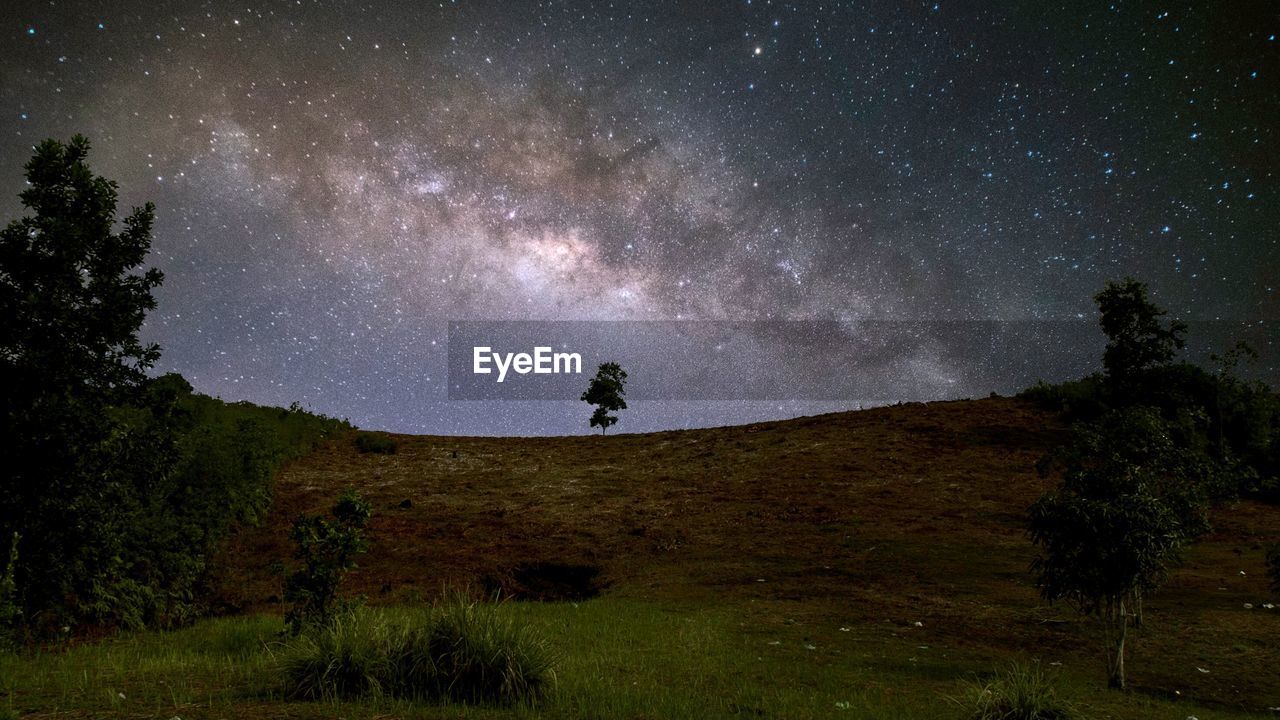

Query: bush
[355,431,398,454]
[953,662,1075,720]
[1267,543,1280,595]
[426,592,556,704]
[284,490,372,634]
[1019,375,1108,421]
[0,533,20,648]
[278,597,554,705]
[279,610,394,699]
[1022,364,1280,504]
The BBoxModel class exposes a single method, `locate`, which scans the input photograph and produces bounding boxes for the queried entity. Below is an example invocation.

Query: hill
[212,396,1280,711]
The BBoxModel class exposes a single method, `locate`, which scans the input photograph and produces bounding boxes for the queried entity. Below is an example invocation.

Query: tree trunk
[1110,621,1126,689]
[1105,597,1128,690]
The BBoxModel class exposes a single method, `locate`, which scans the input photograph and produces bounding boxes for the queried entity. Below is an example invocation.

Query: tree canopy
[581,362,627,434]
[0,135,164,627]
[1095,277,1187,385]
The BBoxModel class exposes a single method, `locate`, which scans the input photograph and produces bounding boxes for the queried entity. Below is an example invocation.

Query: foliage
[1029,407,1209,689]
[354,431,398,454]
[0,138,350,635]
[0,135,164,631]
[953,662,1076,720]
[1267,543,1280,595]
[284,490,372,634]
[1021,281,1279,504]
[125,377,350,627]
[278,597,555,705]
[1019,375,1109,422]
[0,533,20,649]
[1094,277,1186,389]
[581,362,628,434]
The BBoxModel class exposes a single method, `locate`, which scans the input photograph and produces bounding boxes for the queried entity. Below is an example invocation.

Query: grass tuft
[426,591,556,703]
[953,661,1076,720]
[277,610,393,699]
[277,595,554,705]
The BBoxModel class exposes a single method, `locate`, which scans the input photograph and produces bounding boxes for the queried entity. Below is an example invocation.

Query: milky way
[2,1,1276,433]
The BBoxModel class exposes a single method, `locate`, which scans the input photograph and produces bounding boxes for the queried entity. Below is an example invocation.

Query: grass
[9,398,1274,717]
[2,597,1272,719]
[951,662,1075,720]
[278,596,554,703]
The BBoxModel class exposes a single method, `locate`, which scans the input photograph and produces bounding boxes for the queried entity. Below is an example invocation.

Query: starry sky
[2,1,1277,434]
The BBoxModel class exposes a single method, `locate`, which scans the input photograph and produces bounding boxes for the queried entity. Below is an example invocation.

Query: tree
[1095,278,1186,386]
[581,362,627,434]
[0,136,164,625]
[1029,407,1208,690]
[284,489,372,634]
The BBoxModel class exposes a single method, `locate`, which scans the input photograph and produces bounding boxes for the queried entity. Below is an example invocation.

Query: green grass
[279,597,554,703]
[951,661,1076,720]
[0,598,1272,719]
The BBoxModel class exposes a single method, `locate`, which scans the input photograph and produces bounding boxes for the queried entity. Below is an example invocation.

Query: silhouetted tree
[581,362,627,434]
[0,136,164,625]
[1095,278,1186,387]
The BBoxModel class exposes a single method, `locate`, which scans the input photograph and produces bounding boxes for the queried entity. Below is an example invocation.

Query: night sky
[3,1,1276,434]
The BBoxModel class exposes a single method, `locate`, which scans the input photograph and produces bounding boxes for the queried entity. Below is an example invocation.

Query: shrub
[0,533,20,648]
[284,490,372,634]
[953,662,1075,720]
[279,610,395,699]
[1019,375,1108,421]
[1030,407,1209,689]
[1267,543,1280,595]
[278,597,554,706]
[355,431,398,454]
[425,592,556,704]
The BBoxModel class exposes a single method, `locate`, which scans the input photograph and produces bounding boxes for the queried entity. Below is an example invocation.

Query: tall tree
[581,362,627,434]
[0,136,164,624]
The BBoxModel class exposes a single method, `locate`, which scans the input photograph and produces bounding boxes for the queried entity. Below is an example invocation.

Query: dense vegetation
[1024,277,1278,689]
[0,137,349,640]
[1029,279,1278,502]
[5,371,348,638]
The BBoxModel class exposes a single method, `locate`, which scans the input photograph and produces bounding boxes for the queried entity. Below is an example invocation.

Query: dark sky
[2,1,1277,434]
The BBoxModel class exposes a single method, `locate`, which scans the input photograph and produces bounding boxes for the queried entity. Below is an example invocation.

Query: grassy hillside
[4,397,1278,719]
